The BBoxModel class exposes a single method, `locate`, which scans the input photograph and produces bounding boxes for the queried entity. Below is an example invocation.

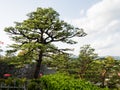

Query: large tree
[4,8,86,78]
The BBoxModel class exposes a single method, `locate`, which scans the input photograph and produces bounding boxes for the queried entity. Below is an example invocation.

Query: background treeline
[1,44,120,89]
[43,45,120,89]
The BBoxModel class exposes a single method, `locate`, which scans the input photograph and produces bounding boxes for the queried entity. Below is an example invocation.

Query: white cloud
[79,9,85,16]
[1,0,120,56]
[71,0,120,56]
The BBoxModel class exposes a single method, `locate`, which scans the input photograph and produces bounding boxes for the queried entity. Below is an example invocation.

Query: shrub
[0,78,27,86]
[40,73,109,90]
[27,79,41,90]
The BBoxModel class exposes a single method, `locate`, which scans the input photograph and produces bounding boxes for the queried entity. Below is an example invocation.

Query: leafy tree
[87,56,119,88]
[77,44,98,78]
[41,53,72,75]
[4,8,86,78]
[100,56,115,87]
[65,57,79,75]
[48,54,70,72]
[85,60,103,84]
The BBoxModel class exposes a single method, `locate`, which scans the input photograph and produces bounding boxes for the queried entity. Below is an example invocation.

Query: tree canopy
[4,7,86,78]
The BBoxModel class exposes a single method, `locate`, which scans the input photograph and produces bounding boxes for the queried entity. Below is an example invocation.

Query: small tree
[100,56,115,87]
[78,45,98,78]
[49,53,70,72]
[4,8,86,78]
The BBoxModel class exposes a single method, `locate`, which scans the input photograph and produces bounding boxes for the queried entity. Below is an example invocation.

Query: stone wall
[0,62,15,78]
[0,62,36,78]
[14,64,36,78]
[0,62,56,78]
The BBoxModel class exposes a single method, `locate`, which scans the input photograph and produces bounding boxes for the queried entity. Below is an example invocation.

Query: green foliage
[79,45,98,60]
[72,45,98,78]
[0,55,32,68]
[27,81,41,90]
[82,57,120,89]
[4,7,86,78]
[83,60,103,83]
[0,78,27,86]
[43,54,70,72]
[40,73,109,90]
[4,7,86,58]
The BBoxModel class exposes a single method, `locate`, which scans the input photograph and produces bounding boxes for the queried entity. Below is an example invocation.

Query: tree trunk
[34,51,43,78]
[101,69,106,88]
[79,65,88,79]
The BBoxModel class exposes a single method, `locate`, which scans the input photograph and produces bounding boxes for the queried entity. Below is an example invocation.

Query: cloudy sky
[0,0,120,56]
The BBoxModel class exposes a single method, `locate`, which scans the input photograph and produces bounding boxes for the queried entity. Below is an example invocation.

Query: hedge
[40,73,109,90]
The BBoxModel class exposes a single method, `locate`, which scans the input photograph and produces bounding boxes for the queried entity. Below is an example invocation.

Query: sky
[0,0,120,56]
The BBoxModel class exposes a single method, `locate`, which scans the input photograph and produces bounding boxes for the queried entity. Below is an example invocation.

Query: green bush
[40,73,109,90]
[0,78,27,86]
[27,79,41,90]
[0,74,109,90]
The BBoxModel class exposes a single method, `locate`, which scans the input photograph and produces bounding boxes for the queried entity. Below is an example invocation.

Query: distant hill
[71,55,120,60]
[113,56,120,60]
[99,56,120,60]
